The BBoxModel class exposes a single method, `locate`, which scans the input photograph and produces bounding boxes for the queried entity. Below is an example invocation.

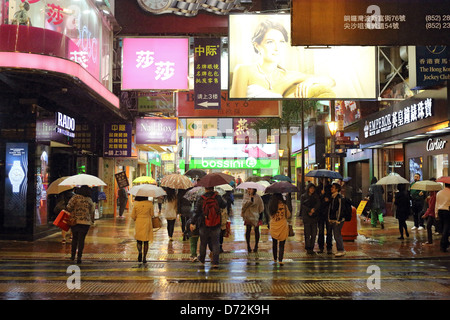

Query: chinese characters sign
[194,38,221,110]
[292,0,450,46]
[122,38,189,90]
[104,123,132,157]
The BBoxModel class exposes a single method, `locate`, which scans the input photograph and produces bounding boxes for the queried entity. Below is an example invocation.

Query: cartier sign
[426,138,447,151]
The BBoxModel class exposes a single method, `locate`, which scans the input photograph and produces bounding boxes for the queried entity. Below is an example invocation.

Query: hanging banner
[292,0,450,46]
[194,38,221,110]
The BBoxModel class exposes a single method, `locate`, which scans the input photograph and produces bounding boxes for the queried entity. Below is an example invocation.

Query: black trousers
[71,224,90,260]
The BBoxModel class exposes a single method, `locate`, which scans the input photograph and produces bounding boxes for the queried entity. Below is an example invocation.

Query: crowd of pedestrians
[56,172,449,266]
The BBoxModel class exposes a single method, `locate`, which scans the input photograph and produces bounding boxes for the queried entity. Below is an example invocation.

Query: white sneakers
[412,226,425,231]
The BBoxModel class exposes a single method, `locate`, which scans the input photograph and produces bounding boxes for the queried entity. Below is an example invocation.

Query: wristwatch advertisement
[9,160,25,193]
[137,0,240,16]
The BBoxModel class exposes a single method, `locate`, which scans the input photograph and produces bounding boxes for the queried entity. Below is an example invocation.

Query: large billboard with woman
[228,14,376,100]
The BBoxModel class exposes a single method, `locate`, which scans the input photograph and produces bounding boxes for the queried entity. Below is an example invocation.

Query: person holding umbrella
[241,188,264,253]
[66,185,95,264]
[394,184,411,240]
[131,196,154,264]
[300,183,320,254]
[368,177,385,229]
[410,173,426,231]
[268,193,291,265]
[162,187,178,241]
[190,186,226,268]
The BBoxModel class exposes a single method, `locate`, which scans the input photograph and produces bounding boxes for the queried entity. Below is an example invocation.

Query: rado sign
[426,138,447,151]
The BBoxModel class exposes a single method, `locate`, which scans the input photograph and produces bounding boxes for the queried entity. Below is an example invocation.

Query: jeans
[438,210,450,252]
[304,222,318,252]
[71,224,90,260]
[425,216,436,244]
[198,225,221,265]
[329,221,345,252]
[318,218,333,251]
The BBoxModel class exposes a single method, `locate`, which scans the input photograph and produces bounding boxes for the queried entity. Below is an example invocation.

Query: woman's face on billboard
[254,29,287,64]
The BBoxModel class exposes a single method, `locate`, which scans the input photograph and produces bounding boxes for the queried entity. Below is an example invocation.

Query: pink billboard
[122,38,189,90]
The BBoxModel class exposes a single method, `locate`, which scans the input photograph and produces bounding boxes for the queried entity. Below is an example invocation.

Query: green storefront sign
[190,158,278,170]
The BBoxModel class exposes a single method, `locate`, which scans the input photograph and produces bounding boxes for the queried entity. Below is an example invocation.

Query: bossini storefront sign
[190,158,278,170]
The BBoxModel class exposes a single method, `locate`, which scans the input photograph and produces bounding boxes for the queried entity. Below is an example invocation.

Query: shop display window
[35,145,50,227]
[409,157,423,182]
[2,0,112,88]
[429,154,449,179]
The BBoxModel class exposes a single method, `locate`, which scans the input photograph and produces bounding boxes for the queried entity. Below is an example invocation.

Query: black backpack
[342,197,353,222]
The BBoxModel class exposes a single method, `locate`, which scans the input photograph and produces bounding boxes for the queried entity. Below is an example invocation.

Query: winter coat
[131,200,154,242]
[269,200,291,241]
[394,191,411,221]
[368,183,385,210]
[300,190,320,223]
[241,193,264,227]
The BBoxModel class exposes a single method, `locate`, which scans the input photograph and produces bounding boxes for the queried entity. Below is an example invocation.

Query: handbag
[288,224,295,237]
[152,216,162,230]
[53,210,75,231]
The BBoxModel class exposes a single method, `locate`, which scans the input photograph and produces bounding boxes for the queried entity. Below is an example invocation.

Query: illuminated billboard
[122,38,189,90]
[228,14,376,100]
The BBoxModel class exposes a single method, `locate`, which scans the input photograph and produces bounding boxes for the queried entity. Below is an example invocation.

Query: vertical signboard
[409,46,450,89]
[104,123,132,157]
[4,143,28,228]
[194,38,221,110]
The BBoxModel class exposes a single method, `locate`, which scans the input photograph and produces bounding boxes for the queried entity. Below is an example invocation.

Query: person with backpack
[191,186,226,268]
[241,188,264,253]
[327,182,346,257]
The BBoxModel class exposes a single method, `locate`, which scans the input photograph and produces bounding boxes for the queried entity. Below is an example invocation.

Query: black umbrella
[265,181,299,193]
[184,169,207,179]
[273,174,292,182]
[305,169,343,180]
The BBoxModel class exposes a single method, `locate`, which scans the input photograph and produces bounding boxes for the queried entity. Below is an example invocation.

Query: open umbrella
[436,176,450,185]
[236,181,267,191]
[272,174,292,182]
[265,181,299,193]
[46,177,73,195]
[411,180,443,191]
[133,176,156,185]
[59,174,107,187]
[215,184,233,191]
[376,173,409,185]
[196,172,234,188]
[160,174,193,189]
[184,186,205,202]
[184,169,207,180]
[129,184,166,198]
[305,169,343,180]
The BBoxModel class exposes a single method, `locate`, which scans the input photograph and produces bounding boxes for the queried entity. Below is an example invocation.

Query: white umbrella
[376,173,409,185]
[256,180,271,196]
[59,174,107,187]
[410,180,443,191]
[236,181,267,191]
[215,184,233,191]
[129,184,166,198]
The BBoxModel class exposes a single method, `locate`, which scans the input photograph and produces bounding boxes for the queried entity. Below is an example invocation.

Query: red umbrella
[196,172,234,188]
[436,176,450,184]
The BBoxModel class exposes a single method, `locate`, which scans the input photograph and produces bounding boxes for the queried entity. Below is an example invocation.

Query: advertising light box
[122,38,189,90]
[228,14,376,100]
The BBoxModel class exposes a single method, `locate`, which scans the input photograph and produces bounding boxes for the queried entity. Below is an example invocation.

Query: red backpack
[201,193,221,227]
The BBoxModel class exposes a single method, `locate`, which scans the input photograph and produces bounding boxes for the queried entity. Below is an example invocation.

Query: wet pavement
[0,198,449,304]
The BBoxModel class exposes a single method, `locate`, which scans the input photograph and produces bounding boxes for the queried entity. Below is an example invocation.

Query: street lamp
[326,121,338,171]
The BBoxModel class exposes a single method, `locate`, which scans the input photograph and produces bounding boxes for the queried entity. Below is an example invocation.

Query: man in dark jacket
[410,173,426,230]
[191,187,226,268]
[300,183,321,254]
[327,183,346,257]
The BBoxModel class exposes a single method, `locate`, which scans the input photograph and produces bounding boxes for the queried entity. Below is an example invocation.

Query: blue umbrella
[305,169,342,180]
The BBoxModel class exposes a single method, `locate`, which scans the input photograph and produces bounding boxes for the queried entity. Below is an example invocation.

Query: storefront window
[429,154,449,179]
[36,145,50,227]
[409,157,423,182]
[4,0,111,84]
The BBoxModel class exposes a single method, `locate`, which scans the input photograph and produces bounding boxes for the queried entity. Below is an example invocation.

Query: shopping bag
[224,220,231,237]
[53,210,73,231]
[152,216,162,230]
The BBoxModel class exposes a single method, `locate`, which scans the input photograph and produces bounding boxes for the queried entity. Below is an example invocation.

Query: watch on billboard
[228,14,376,100]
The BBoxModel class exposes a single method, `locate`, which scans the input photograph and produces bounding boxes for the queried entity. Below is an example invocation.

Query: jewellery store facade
[359,89,449,192]
[0,1,127,240]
